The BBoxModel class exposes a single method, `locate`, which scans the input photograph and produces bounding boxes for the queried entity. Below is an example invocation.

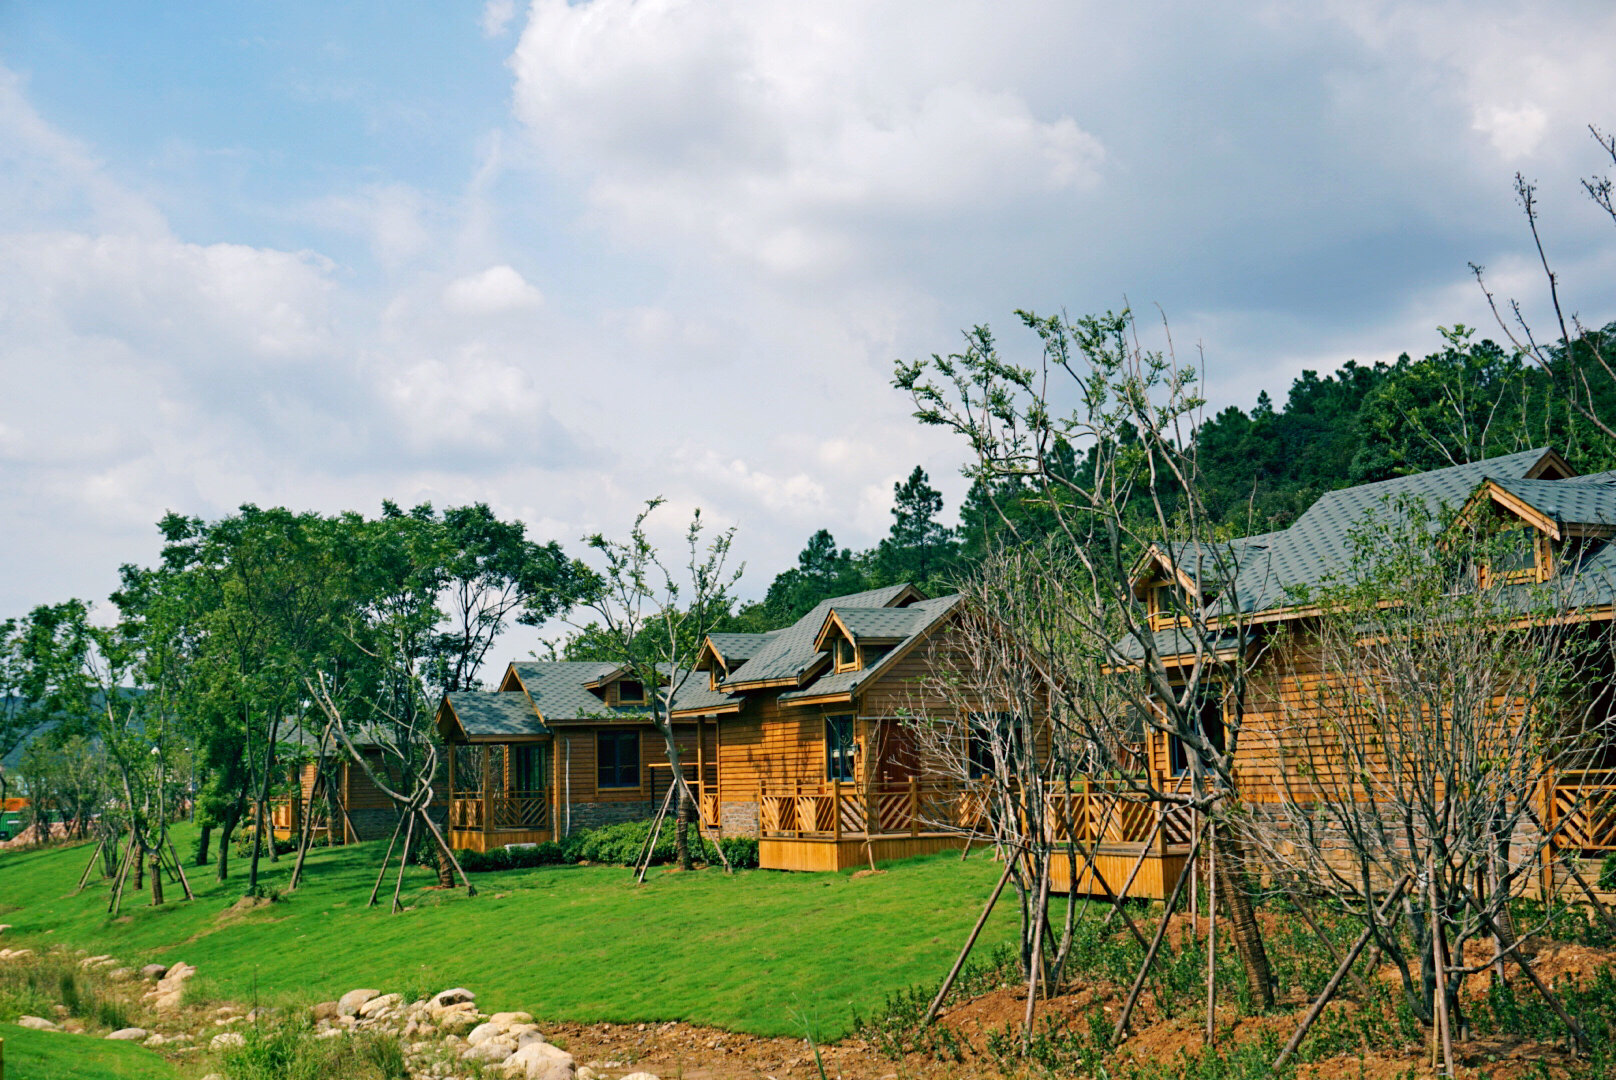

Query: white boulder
[465,1041,514,1063]
[106,1027,149,1041]
[338,988,381,1017]
[16,1015,57,1030]
[210,1032,246,1050]
[502,1040,575,1080]
[430,987,475,1009]
[358,992,403,1018]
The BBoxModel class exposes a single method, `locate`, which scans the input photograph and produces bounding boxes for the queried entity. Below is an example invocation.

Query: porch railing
[449,789,550,832]
[757,779,970,839]
[1549,771,1616,851]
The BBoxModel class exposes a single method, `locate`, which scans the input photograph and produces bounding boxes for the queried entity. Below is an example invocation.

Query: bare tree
[1244,495,1616,1073]
[897,307,1279,1011]
[1474,123,1616,447]
[575,500,740,874]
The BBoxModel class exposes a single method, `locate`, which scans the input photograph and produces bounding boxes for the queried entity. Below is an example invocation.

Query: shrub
[455,822,759,872]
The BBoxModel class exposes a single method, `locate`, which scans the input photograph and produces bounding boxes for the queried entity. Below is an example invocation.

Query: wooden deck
[760,832,964,871]
[449,789,553,853]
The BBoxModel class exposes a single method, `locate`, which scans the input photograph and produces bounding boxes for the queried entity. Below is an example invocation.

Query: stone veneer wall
[347,806,446,843]
[719,801,759,838]
[563,799,654,833]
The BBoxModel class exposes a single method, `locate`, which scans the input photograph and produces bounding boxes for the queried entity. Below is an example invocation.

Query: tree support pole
[367,815,406,908]
[75,840,105,893]
[164,835,195,901]
[391,810,417,914]
[1021,860,1052,1051]
[925,856,1017,1025]
[1272,875,1410,1073]
[1471,899,1590,1053]
[1112,826,1204,1044]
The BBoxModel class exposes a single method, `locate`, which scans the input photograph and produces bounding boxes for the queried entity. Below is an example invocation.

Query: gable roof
[439,691,549,740]
[705,632,782,667]
[1488,475,1616,534]
[780,594,961,702]
[719,583,922,689]
[1225,447,1568,614]
[504,660,652,722]
[825,606,933,642]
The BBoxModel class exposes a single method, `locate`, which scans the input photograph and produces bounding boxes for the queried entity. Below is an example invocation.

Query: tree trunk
[216,816,235,882]
[133,842,145,891]
[149,851,164,906]
[195,823,212,867]
[248,716,280,891]
[1213,821,1274,1010]
[676,790,694,871]
[434,836,454,887]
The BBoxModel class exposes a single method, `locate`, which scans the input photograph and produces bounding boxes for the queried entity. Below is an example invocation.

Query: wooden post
[446,742,457,837]
[909,776,919,837]
[481,745,494,839]
[832,779,841,842]
[795,780,802,839]
[1539,774,1557,900]
[714,719,723,840]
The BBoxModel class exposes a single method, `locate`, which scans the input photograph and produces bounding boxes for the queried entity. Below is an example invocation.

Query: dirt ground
[542,935,1616,1080]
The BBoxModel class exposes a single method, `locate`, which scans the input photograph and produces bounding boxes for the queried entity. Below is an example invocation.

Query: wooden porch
[447,742,554,852]
[755,779,967,871]
[1041,784,1196,900]
[1541,769,1616,904]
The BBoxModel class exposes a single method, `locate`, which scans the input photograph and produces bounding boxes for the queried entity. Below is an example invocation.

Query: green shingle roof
[1492,476,1616,528]
[443,691,549,738]
[1227,448,1560,612]
[779,595,961,701]
[506,661,651,722]
[830,606,932,640]
[722,584,917,687]
[706,631,781,665]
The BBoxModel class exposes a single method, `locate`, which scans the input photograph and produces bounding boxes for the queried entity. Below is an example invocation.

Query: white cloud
[442,264,544,314]
[510,0,1104,277]
[481,0,518,39]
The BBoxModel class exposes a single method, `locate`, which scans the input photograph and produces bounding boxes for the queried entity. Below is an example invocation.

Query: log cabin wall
[550,724,698,835]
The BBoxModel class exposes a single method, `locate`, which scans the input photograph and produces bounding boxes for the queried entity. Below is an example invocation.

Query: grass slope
[0,1022,179,1079]
[0,827,1016,1038]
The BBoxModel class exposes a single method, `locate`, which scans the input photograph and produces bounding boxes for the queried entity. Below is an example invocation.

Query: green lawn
[0,828,1016,1038]
[0,1023,179,1079]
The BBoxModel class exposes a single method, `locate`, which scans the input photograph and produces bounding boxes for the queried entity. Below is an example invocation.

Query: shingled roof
[720,584,918,689]
[440,691,548,739]
[506,661,652,722]
[1225,448,1567,613]
[779,594,961,701]
[1490,476,1616,531]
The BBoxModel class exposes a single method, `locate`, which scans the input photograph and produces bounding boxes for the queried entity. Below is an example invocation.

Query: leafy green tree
[752,530,870,624]
[873,466,958,589]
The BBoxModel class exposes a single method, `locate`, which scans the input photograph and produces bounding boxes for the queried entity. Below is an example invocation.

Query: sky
[1,0,1614,658]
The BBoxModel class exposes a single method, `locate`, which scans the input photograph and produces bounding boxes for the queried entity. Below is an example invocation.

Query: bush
[455,821,759,872]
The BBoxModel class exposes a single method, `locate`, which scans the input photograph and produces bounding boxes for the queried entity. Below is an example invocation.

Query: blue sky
[2,0,1614,655]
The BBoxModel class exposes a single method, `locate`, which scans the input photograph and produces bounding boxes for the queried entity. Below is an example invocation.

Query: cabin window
[967,713,999,779]
[825,715,856,781]
[511,744,548,792]
[834,636,858,672]
[1168,685,1227,777]
[617,679,646,705]
[597,731,640,788]
[1148,581,1191,629]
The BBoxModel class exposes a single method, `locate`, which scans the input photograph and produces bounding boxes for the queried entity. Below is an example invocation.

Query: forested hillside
[641,321,1616,644]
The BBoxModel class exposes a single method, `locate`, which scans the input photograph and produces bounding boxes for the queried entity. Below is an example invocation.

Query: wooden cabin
[432,585,996,870]
[1125,447,1616,901]
[270,727,448,845]
[673,584,980,871]
[435,663,699,853]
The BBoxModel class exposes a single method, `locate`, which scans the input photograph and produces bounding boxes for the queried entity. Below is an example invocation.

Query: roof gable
[720,583,924,689]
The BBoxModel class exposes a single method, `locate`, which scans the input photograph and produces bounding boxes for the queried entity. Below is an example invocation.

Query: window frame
[596,730,641,790]
[1168,684,1228,777]
[825,714,857,782]
[616,678,647,705]
[834,636,859,673]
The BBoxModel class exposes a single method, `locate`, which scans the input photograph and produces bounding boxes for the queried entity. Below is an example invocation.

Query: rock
[619,1074,660,1080]
[515,1028,549,1048]
[211,1032,246,1050]
[502,1040,575,1080]
[0,948,36,960]
[316,1028,347,1039]
[430,987,476,1009]
[0,924,12,934]
[108,967,134,982]
[17,1015,57,1031]
[338,988,381,1017]
[148,961,196,1011]
[466,1020,509,1046]
[490,1011,534,1025]
[464,1041,514,1063]
[577,1068,600,1080]
[106,1028,149,1041]
[141,963,169,981]
[311,1000,341,1021]
[80,954,115,969]
[358,992,402,1018]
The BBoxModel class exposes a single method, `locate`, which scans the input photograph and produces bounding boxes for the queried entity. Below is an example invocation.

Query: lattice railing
[1551,772,1616,851]
[494,791,550,830]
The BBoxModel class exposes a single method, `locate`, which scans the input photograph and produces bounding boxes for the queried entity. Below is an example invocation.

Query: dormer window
[834,636,858,672]
[1480,527,1548,586]
[1147,581,1192,630]
[617,679,646,705]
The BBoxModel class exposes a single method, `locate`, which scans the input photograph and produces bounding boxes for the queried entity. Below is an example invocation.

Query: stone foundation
[562,800,654,833]
[719,801,759,838]
[345,806,446,843]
